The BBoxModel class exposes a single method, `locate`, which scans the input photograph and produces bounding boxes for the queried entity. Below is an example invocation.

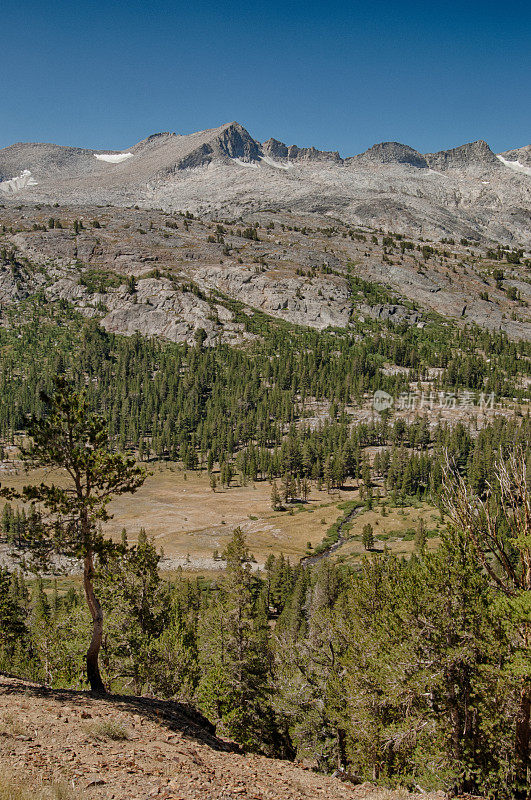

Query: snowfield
[94,152,133,163]
[231,156,294,170]
[497,154,531,177]
[261,156,294,170]
[0,170,37,193]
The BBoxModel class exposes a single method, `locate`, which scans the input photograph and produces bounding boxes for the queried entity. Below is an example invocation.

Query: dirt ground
[0,675,450,800]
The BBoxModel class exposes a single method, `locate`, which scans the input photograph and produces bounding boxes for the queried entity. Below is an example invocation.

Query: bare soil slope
[0,676,448,800]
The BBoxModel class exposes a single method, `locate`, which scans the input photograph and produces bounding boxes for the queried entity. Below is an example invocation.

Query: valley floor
[0,465,441,573]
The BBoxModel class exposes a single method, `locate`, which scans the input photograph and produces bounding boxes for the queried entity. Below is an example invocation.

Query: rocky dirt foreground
[0,676,458,800]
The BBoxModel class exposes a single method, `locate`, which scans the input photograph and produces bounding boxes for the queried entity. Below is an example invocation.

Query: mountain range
[1,122,530,245]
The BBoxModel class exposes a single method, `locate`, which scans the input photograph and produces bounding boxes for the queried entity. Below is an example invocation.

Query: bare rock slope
[1,203,530,343]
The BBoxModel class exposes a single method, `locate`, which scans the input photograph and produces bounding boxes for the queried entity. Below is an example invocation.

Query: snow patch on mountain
[0,170,38,193]
[496,154,531,177]
[94,152,133,163]
[261,156,294,170]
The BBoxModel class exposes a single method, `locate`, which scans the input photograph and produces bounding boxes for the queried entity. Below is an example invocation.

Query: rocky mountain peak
[214,121,262,162]
[262,137,340,163]
[499,144,531,167]
[352,141,428,168]
[169,122,262,171]
[142,132,175,141]
[288,144,341,163]
[0,141,105,183]
[262,138,289,159]
[131,132,178,154]
[425,139,499,171]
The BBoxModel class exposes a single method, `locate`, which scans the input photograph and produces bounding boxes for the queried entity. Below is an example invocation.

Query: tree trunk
[83,551,106,694]
[515,678,531,798]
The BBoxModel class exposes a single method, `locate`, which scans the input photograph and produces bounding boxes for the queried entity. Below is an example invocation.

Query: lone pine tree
[0,378,145,693]
[362,523,374,551]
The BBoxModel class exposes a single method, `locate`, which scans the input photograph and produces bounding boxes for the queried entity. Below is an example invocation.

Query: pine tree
[275,561,344,770]
[152,574,199,699]
[271,481,281,510]
[362,523,374,551]
[0,378,145,693]
[98,528,169,693]
[197,528,276,751]
[443,449,531,797]
[0,567,27,666]
[414,517,427,552]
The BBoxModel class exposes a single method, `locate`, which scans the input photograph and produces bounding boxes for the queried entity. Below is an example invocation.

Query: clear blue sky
[1,0,529,155]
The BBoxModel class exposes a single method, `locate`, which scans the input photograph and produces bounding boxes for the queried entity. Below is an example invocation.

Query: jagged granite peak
[351,141,428,168]
[214,121,262,161]
[169,121,262,171]
[262,138,289,159]
[286,144,341,163]
[424,140,500,171]
[262,137,341,163]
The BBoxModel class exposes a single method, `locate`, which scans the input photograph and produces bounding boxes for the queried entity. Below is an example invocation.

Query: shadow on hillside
[0,674,239,753]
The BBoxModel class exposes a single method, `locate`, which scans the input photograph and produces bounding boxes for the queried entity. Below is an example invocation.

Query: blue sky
[1,0,529,155]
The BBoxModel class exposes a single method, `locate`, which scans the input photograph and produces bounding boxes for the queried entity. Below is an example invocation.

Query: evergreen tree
[98,528,169,693]
[414,517,427,552]
[443,449,531,797]
[362,523,374,551]
[275,561,344,770]
[0,378,145,693]
[197,529,276,751]
[0,567,27,667]
[270,481,281,510]
[152,572,199,699]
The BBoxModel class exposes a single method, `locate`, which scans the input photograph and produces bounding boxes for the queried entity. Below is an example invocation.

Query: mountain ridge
[0,122,530,246]
[1,122,523,165]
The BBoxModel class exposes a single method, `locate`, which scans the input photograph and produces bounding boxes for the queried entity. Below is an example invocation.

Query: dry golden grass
[0,464,439,571]
[105,464,347,567]
[0,771,78,800]
[0,712,26,738]
[1,464,352,568]
[83,719,130,741]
